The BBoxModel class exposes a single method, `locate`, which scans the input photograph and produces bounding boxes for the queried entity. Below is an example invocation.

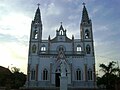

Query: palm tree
[99,61,119,90]
[100,61,119,75]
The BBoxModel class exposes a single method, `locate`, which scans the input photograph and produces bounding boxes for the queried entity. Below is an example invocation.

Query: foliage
[97,61,120,90]
[0,66,12,88]
[10,72,26,89]
[0,73,11,87]
[11,67,20,73]
[0,66,26,89]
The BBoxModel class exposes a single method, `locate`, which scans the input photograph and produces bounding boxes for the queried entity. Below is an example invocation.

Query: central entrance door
[55,73,60,87]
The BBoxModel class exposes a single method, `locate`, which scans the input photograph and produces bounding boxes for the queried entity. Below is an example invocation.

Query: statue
[60,60,66,77]
[60,59,68,90]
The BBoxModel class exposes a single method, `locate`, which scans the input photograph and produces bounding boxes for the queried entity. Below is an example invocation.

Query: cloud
[0,0,120,75]
[68,15,79,20]
[93,25,109,32]
[0,33,18,42]
[91,5,102,16]
[46,3,61,16]
[0,42,28,73]
[0,12,31,37]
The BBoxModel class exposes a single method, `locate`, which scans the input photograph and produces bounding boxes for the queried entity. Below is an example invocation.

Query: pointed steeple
[72,35,74,40]
[30,4,43,41]
[59,22,64,30]
[48,35,50,41]
[81,3,90,24]
[34,4,42,23]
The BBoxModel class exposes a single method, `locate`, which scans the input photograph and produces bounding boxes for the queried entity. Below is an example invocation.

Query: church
[25,3,96,89]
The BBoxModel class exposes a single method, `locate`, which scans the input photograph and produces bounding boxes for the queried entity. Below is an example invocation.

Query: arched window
[31,69,35,80]
[43,69,48,80]
[85,29,90,39]
[41,45,46,52]
[88,69,92,80]
[32,44,36,53]
[76,69,81,80]
[60,30,63,35]
[66,69,67,76]
[77,45,82,52]
[33,30,38,39]
[86,45,91,54]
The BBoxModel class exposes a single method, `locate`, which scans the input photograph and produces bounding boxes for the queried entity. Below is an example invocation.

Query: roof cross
[82,2,86,6]
[60,22,63,25]
[37,3,40,7]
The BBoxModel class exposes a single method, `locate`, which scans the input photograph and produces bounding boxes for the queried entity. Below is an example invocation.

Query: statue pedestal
[60,76,68,90]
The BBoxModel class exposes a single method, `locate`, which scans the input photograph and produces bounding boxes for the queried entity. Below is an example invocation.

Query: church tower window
[33,30,38,39]
[86,44,91,54]
[32,44,36,53]
[85,29,90,39]
[77,45,82,54]
[76,69,81,80]
[41,45,46,52]
[31,69,36,80]
[88,69,92,80]
[77,45,82,52]
[43,69,48,80]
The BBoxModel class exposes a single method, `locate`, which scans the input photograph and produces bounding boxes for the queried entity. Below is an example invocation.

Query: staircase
[21,87,98,90]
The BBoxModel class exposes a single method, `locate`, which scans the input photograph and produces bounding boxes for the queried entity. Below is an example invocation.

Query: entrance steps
[21,87,98,90]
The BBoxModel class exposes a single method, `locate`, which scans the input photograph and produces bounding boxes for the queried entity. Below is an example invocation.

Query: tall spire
[31,4,43,41]
[81,3,90,23]
[34,4,42,23]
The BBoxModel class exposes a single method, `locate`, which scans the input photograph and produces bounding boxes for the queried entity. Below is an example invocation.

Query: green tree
[10,67,26,89]
[97,61,119,90]
[11,67,20,73]
[11,72,26,89]
[99,61,118,75]
[0,66,26,89]
[0,66,12,88]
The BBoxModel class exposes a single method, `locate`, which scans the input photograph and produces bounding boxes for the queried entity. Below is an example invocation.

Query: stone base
[60,76,68,90]
[20,87,98,90]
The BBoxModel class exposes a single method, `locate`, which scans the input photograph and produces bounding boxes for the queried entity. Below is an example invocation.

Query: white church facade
[25,4,96,89]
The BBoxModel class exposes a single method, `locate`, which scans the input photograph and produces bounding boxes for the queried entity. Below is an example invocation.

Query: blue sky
[0,0,120,75]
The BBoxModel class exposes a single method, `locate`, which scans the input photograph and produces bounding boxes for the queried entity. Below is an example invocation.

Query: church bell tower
[80,3,94,56]
[29,5,42,56]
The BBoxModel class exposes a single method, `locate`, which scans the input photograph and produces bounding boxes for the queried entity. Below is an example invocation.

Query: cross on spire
[81,2,89,23]
[82,2,86,6]
[37,3,40,7]
[60,22,63,25]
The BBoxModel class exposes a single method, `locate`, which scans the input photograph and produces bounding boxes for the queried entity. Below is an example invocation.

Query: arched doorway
[55,72,60,87]
[55,66,68,87]
[55,68,61,87]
